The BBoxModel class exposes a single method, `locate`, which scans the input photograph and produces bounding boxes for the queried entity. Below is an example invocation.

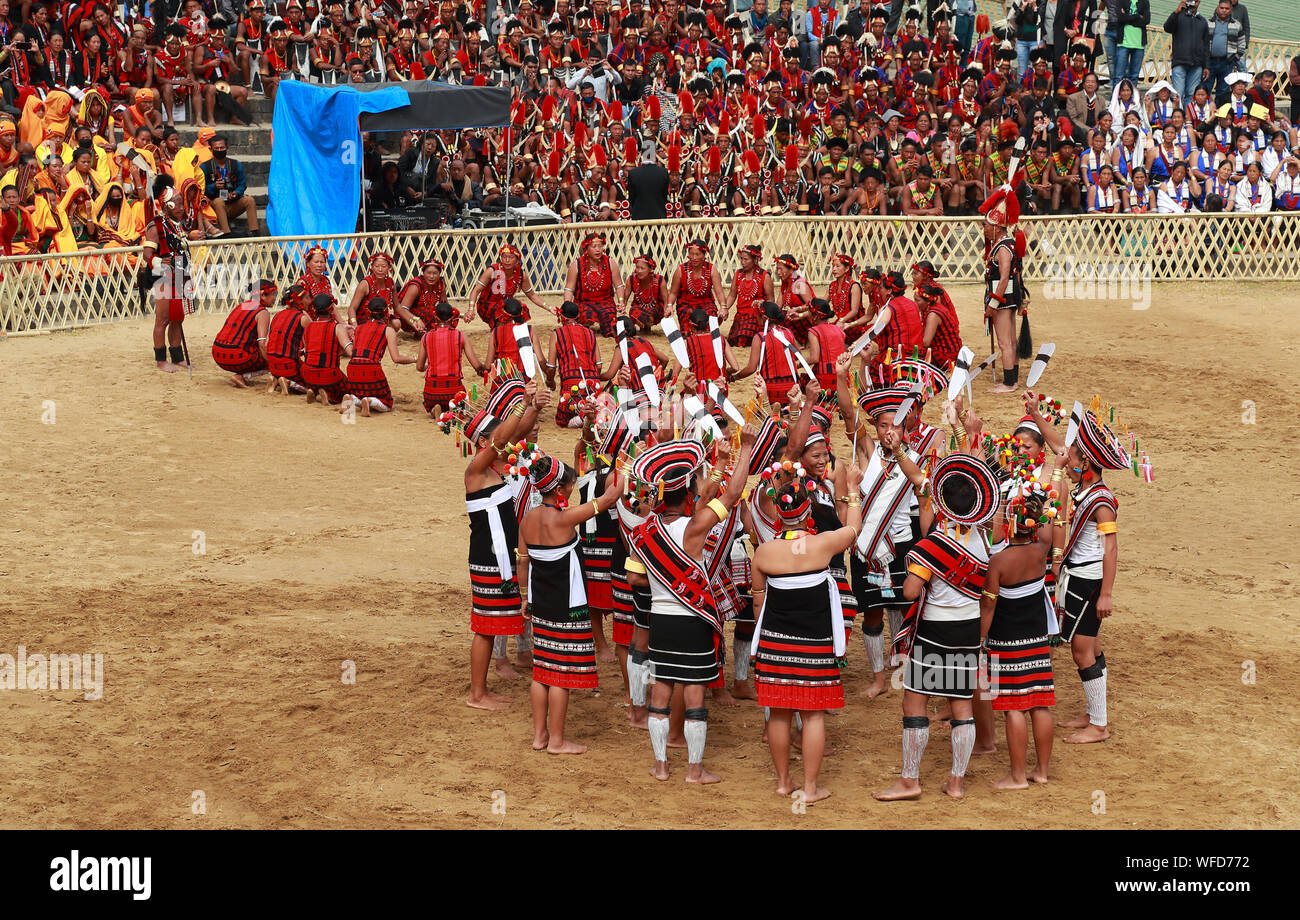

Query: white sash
[854,448,915,567]
[466,483,516,584]
[528,539,587,609]
[752,569,846,659]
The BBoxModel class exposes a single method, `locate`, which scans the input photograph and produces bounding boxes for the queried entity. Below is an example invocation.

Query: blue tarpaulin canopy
[266,80,511,239]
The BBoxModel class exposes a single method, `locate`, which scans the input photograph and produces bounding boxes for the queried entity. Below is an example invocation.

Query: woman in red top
[917,282,963,371]
[622,253,666,333]
[564,231,623,338]
[732,300,800,406]
[397,258,453,335]
[806,298,846,393]
[774,253,815,346]
[418,301,485,416]
[302,293,353,405]
[211,279,275,386]
[266,283,312,395]
[470,242,548,327]
[684,308,738,394]
[667,239,726,331]
[544,301,602,428]
[341,297,416,416]
[347,251,398,325]
[484,298,531,389]
[826,252,864,344]
[726,242,773,346]
[861,270,924,386]
[298,244,335,319]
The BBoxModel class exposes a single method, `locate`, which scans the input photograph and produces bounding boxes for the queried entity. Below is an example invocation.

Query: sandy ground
[0,280,1296,830]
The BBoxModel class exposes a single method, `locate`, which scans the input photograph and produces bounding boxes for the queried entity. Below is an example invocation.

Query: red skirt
[765,376,798,405]
[160,297,186,324]
[530,610,599,689]
[301,366,348,403]
[786,312,813,347]
[582,534,615,611]
[469,568,524,636]
[675,298,716,331]
[727,307,764,346]
[579,298,617,338]
[628,299,663,329]
[423,373,463,412]
[267,355,304,384]
[212,344,267,375]
[345,361,393,408]
[754,633,845,711]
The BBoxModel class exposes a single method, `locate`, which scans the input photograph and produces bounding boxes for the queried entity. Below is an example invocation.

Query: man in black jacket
[1165,0,1210,104]
[627,146,669,220]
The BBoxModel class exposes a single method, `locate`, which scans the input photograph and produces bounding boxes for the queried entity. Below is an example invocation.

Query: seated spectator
[1122,166,1155,213]
[1086,164,1121,213]
[371,161,419,210]
[1156,160,1200,213]
[200,134,259,235]
[1273,151,1300,211]
[1233,161,1273,213]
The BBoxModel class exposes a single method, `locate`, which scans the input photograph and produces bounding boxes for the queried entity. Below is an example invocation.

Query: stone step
[171,123,273,148]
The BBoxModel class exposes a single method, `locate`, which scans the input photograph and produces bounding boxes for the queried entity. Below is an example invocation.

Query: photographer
[566,47,621,103]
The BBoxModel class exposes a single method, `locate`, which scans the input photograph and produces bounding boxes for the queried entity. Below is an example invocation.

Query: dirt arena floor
[1,280,1295,830]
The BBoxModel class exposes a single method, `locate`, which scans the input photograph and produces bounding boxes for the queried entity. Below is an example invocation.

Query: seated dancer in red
[564,230,623,338]
[917,281,963,371]
[484,298,532,391]
[807,298,847,393]
[298,244,335,320]
[544,301,602,428]
[666,238,726,331]
[397,258,453,336]
[827,252,865,344]
[211,279,275,387]
[731,300,801,407]
[774,253,815,346]
[684,308,738,395]
[726,242,773,347]
[341,296,417,417]
[861,270,923,386]
[346,251,397,325]
[603,315,671,399]
[418,301,485,417]
[623,253,666,333]
[470,242,548,327]
[265,283,311,395]
[301,293,354,405]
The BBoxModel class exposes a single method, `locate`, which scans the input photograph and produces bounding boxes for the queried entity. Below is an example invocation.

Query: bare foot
[776,780,795,796]
[514,655,533,669]
[361,399,371,418]
[157,361,178,373]
[467,694,510,711]
[731,679,757,701]
[711,687,739,707]
[942,775,966,799]
[596,644,617,663]
[991,773,1030,791]
[1030,765,1049,783]
[266,377,279,394]
[667,734,687,749]
[531,733,549,751]
[628,711,648,730]
[874,779,922,801]
[1060,713,1090,729]
[495,659,520,681]
[649,762,670,781]
[973,743,998,754]
[685,768,722,785]
[861,675,888,700]
[306,389,318,404]
[989,383,1018,394]
[799,786,832,805]
[547,739,587,755]
[1065,724,1110,744]
[229,373,249,388]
